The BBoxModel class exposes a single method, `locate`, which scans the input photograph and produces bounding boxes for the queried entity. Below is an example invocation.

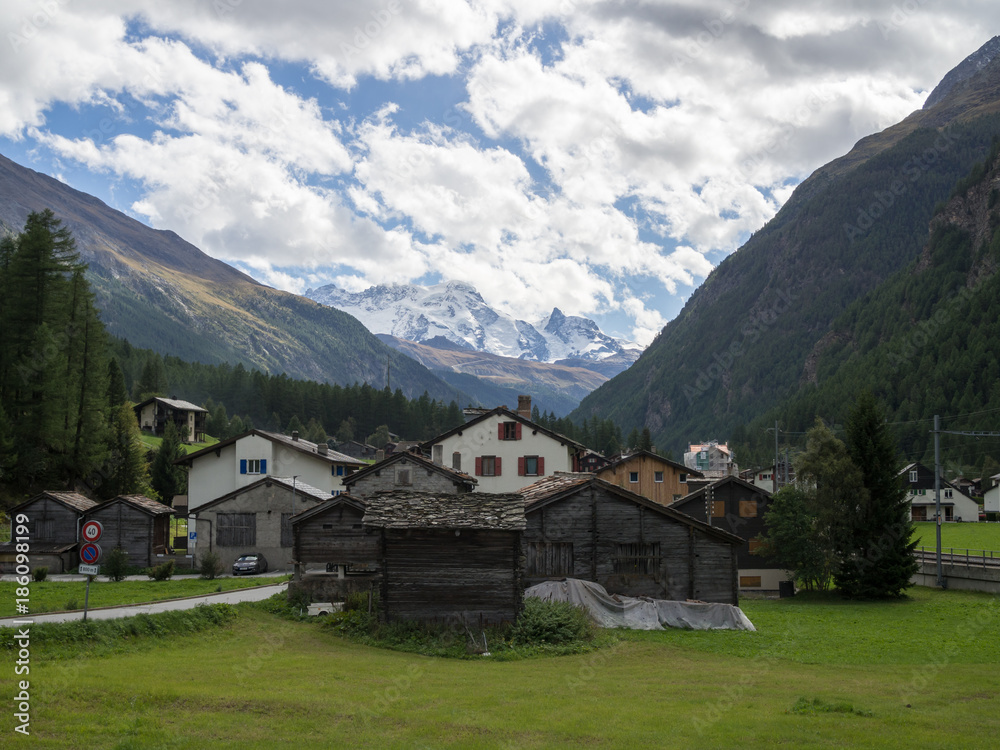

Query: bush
[104,547,130,582]
[32,566,48,582]
[198,550,224,580]
[510,597,594,646]
[148,560,175,581]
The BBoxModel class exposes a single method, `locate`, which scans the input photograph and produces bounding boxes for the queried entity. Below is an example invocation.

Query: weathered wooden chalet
[363,490,525,624]
[0,491,98,573]
[134,396,208,443]
[342,450,477,498]
[291,495,378,574]
[670,475,782,592]
[83,495,174,568]
[520,473,744,605]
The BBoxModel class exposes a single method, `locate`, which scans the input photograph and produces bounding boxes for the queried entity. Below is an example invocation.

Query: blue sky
[1,1,998,346]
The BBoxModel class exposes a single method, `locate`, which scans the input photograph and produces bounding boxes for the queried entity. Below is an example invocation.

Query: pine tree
[838,391,919,597]
[150,420,186,505]
[134,354,168,401]
[100,402,155,499]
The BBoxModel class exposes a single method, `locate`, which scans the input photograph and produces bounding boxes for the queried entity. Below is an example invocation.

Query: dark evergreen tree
[133,353,168,401]
[838,391,919,597]
[755,485,831,591]
[106,359,129,408]
[150,420,186,504]
[100,403,154,499]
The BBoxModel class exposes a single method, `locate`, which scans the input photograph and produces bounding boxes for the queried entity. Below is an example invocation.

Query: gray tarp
[525,578,756,631]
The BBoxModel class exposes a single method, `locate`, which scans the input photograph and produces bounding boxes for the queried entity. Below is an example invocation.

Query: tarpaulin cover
[525,578,756,631]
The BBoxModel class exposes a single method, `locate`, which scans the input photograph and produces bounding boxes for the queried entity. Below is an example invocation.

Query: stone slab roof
[362,490,525,530]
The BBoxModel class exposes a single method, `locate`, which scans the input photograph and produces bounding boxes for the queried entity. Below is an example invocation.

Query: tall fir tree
[838,391,919,598]
[100,402,155,500]
[150,420,186,505]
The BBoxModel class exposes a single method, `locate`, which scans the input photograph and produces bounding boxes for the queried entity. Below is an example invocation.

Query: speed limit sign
[81,520,103,543]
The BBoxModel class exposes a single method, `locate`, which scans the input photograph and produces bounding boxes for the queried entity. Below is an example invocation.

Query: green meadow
[912,521,1000,552]
[4,586,998,748]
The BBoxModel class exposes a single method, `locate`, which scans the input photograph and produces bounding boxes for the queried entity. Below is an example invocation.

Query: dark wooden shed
[291,495,378,573]
[0,491,97,573]
[84,495,173,568]
[520,473,744,605]
[363,490,525,624]
[671,475,784,592]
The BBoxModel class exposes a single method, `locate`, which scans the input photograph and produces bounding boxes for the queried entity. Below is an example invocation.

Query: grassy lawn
[0,576,289,616]
[5,586,999,747]
[912,520,1000,552]
[140,433,219,454]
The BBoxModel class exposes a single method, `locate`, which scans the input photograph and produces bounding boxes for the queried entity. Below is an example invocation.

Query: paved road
[0,580,287,627]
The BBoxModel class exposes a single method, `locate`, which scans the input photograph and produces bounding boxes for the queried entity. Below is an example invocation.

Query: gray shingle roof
[362,490,525,530]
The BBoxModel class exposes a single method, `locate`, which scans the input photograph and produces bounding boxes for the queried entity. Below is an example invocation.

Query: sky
[1,1,998,347]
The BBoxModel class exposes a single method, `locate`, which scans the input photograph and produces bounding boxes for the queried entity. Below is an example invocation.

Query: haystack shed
[83,494,174,568]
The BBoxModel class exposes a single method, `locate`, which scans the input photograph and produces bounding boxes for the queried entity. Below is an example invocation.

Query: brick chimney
[517,395,532,420]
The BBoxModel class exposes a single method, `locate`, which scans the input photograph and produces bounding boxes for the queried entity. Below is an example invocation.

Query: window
[909,470,918,482]
[452,452,462,471]
[525,542,573,576]
[629,471,639,483]
[912,506,927,521]
[679,474,687,484]
[739,500,758,518]
[654,471,664,483]
[613,542,661,576]
[944,488,953,499]
[519,456,544,476]
[332,465,344,477]
[280,513,293,547]
[476,456,501,476]
[396,468,412,486]
[240,458,266,475]
[944,507,954,521]
[712,500,725,518]
[217,513,255,547]
[500,421,521,440]
[740,576,762,588]
[35,518,54,541]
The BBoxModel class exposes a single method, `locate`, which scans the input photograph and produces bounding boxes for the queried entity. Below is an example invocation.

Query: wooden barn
[84,495,174,568]
[291,495,378,574]
[520,473,744,605]
[363,490,525,624]
[0,491,97,573]
[670,475,784,593]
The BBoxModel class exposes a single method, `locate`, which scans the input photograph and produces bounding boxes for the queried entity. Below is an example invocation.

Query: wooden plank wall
[294,504,379,566]
[26,497,81,544]
[87,503,155,567]
[381,528,522,623]
[524,485,738,604]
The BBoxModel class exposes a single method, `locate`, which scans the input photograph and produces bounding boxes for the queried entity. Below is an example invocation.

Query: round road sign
[81,520,103,543]
[80,542,102,564]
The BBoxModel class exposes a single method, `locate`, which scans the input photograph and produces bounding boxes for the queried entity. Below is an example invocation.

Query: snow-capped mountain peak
[305,281,641,365]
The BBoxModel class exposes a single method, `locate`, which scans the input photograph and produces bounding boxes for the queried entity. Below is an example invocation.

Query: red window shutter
[538,456,545,475]
[498,423,504,440]
[495,457,502,476]
[516,423,522,440]
[518,457,525,476]
[475,457,482,476]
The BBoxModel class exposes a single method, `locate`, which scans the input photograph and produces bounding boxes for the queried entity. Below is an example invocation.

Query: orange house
[596,450,703,506]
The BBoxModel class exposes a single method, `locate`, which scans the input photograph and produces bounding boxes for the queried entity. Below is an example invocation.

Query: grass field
[140,433,219,454]
[912,520,1000,551]
[0,576,288,616]
[4,586,999,748]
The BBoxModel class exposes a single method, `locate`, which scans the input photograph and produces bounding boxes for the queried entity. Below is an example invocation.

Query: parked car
[232,553,268,575]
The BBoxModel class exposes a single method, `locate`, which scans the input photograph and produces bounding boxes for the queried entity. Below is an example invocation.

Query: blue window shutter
[260,459,267,474]
[240,459,247,474]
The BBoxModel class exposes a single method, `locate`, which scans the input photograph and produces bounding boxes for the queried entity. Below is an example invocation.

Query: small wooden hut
[0,491,97,573]
[84,495,174,568]
[363,490,525,624]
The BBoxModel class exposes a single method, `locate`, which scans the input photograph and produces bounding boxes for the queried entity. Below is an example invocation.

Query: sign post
[79,539,103,622]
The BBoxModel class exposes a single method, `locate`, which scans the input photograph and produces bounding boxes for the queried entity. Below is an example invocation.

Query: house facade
[596,450,703,506]
[420,398,587,493]
[0,491,97,573]
[520,473,743,605]
[134,397,208,443]
[901,462,980,523]
[83,494,173,568]
[176,429,366,511]
[683,441,738,479]
[670,475,782,592]
[190,476,329,571]
[343,450,476,498]
[363,490,525,623]
[290,495,378,575]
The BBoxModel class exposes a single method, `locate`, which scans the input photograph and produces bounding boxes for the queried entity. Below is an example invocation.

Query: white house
[176,429,366,512]
[983,473,1000,515]
[900,462,980,523]
[420,397,587,493]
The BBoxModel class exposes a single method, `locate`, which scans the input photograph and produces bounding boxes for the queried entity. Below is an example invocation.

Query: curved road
[0,579,287,627]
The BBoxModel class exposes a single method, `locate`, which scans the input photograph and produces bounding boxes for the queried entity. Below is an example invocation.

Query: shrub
[104,547,130,582]
[148,560,175,581]
[198,550,224,580]
[32,566,48,582]
[510,597,594,646]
